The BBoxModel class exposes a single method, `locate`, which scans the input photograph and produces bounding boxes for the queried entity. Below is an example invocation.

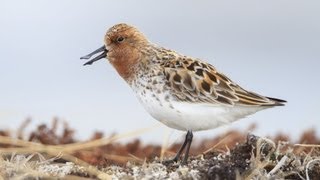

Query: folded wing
[161,57,286,107]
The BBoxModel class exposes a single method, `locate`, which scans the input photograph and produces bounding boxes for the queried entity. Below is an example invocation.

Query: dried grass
[0,120,158,179]
[0,119,320,179]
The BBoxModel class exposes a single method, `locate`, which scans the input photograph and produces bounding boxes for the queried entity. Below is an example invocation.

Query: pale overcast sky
[0,0,319,143]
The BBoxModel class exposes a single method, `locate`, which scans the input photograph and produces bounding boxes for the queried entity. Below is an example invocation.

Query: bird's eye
[117,37,124,42]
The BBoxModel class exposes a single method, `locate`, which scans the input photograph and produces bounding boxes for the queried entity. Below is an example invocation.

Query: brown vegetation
[0,119,319,179]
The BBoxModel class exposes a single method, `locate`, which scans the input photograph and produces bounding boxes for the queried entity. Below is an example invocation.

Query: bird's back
[130,48,286,131]
[157,52,286,107]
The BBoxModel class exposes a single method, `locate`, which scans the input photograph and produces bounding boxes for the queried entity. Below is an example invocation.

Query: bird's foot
[162,158,178,166]
[162,157,189,166]
[181,158,188,166]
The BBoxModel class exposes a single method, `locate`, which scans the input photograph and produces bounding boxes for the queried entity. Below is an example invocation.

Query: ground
[0,119,320,179]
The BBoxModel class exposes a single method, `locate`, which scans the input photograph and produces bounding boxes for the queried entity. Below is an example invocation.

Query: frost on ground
[1,120,320,179]
[0,153,86,179]
[101,134,320,179]
[1,134,320,179]
[105,161,201,179]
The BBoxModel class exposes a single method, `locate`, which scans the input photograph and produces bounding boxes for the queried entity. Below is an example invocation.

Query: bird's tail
[266,96,287,106]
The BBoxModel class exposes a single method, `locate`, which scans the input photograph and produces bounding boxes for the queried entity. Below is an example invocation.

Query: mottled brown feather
[102,23,285,107]
[162,57,284,106]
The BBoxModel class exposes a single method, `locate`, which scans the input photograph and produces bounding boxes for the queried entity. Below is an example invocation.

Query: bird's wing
[161,57,285,106]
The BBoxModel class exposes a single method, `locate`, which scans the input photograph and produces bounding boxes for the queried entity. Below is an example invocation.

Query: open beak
[80,45,108,66]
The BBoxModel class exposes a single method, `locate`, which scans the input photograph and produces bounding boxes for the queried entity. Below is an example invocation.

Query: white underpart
[159,102,267,131]
[131,82,269,132]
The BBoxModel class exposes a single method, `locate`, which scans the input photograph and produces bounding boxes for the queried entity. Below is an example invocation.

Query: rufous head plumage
[104,24,149,80]
[81,23,150,81]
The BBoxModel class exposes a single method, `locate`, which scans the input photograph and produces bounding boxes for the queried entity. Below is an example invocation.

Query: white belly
[134,88,268,131]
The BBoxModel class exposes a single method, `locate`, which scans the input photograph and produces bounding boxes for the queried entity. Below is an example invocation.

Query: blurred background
[0,0,319,144]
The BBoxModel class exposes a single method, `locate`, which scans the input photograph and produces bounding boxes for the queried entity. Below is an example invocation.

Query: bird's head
[81,23,149,81]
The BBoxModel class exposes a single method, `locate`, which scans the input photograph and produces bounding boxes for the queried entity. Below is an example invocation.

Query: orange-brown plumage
[82,22,286,112]
[81,23,286,164]
[104,24,149,81]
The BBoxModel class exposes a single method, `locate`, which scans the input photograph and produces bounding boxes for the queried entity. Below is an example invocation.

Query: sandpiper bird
[81,23,286,164]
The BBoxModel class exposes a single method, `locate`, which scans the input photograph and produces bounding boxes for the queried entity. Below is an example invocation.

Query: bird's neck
[110,47,155,85]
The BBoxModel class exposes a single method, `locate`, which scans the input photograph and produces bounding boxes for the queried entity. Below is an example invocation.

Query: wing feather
[162,57,285,107]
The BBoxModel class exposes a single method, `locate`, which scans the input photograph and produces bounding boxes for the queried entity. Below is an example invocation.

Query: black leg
[163,130,193,165]
[172,131,191,161]
[182,131,193,165]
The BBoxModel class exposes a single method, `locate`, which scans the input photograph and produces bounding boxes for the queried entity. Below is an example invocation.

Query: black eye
[117,36,124,42]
